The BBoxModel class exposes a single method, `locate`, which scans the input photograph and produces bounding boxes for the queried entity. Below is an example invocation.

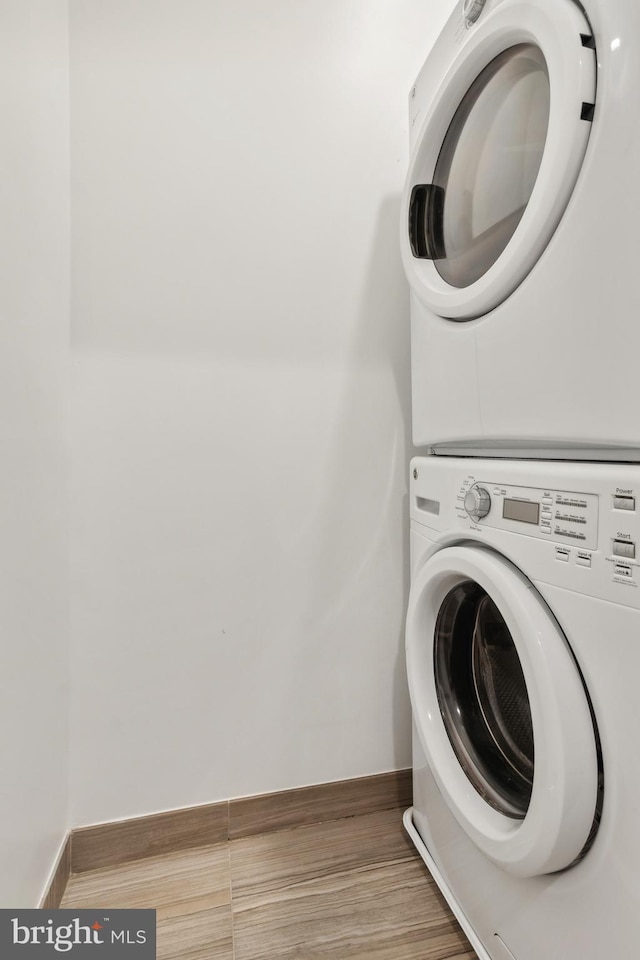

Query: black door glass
[433,44,550,288]
[434,580,534,818]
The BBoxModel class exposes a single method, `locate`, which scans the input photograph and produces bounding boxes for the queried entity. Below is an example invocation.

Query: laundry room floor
[60,806,474,959]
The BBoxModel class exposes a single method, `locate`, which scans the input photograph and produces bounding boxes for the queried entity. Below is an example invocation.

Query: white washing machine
[402,0,640,459]
[405,455,640,960]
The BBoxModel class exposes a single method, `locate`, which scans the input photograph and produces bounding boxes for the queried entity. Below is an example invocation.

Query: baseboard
[68,768,412,875]
[39,835,72,909]
[228,767,411,840]
[70,799,229,874]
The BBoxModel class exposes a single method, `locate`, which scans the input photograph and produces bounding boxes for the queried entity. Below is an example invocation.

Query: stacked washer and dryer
[401,1,640,958]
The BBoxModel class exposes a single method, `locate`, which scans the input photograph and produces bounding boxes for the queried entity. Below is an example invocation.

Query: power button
[462,0,487,25]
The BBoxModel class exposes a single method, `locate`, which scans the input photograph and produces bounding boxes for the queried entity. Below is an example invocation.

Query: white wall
[69,0,452,825]
[0,1,70,905]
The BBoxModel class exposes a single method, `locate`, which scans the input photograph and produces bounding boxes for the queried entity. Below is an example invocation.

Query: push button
[576,553,592,568]
[613,540,636,559]
[614,496,635,511]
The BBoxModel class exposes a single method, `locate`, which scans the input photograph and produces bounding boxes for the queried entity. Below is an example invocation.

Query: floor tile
[232,856,474,960]
[59,806,473,960]
[61,842,231,914]
[230,807,415,899]
[157,904,233,960]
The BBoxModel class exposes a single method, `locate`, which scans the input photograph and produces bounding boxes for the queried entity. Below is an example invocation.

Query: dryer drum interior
[434,580,535,819]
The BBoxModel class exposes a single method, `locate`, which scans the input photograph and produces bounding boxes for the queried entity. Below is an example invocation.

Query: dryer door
[405,543,600,878]
[401,0,596,320]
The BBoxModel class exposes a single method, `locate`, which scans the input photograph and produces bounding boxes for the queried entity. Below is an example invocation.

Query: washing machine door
[406,543,600,878]
[401,0,596,320]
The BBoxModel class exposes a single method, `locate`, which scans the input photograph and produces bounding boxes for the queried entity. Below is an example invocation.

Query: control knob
[462,0,487,24]
[464,484,491,520]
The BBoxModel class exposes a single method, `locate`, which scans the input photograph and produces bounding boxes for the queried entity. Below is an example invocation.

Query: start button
[613,540,636,560]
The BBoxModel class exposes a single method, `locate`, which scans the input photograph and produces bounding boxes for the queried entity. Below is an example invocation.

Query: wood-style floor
[61,806,475,960]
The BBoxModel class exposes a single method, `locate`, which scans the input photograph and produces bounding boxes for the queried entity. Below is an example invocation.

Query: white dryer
[405,455,640,960]
[403,0,640,459]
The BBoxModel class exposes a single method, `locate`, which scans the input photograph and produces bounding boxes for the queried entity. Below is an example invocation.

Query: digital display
[503,498,540,525]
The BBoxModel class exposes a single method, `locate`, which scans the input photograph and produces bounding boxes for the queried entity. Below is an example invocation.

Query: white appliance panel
[407,456,640,959]
[405,0,640,456]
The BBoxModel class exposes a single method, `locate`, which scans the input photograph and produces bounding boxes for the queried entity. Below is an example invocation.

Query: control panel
[410,457,640,608]
[457,479,600,551]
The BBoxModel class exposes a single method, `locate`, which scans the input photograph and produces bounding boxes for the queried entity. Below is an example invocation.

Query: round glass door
[401,0,597,320]
[435,580,534,818]
[405,543,601,876]
[432,44,549,288]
